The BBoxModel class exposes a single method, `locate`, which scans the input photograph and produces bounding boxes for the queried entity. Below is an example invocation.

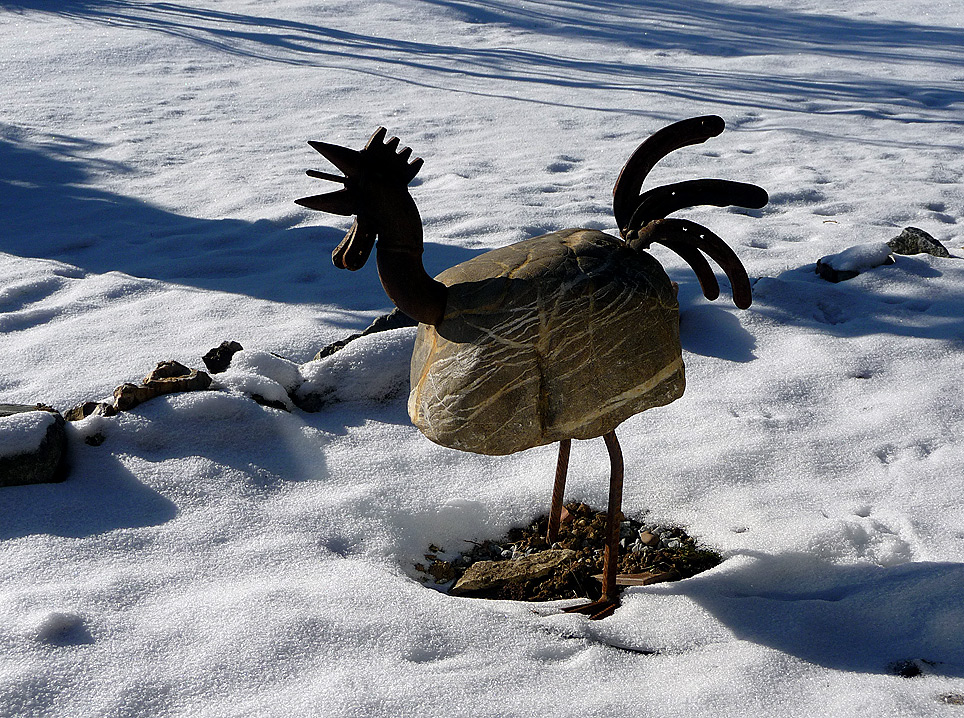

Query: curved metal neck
[372,193,447,326]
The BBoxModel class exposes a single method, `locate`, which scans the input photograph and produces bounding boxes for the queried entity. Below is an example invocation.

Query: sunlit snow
[2,1,963,716]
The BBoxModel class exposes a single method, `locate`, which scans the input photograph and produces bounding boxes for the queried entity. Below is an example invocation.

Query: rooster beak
[331,216,377,271]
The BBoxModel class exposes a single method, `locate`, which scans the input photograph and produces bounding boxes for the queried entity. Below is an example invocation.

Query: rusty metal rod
[627,179,769,231]
[601,430,624,602]
[634,218,753,309]
[546,439,571,545]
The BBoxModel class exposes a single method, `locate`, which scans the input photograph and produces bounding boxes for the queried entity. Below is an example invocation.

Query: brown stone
[409,229,684,456]
[144,360,193,381]
[64,401,116,421]
[113,363,213,412]
[450,549,576,595]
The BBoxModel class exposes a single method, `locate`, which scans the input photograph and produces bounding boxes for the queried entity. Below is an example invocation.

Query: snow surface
[0,411,55,457]
[820,241,894,272]
[2,0,964,715]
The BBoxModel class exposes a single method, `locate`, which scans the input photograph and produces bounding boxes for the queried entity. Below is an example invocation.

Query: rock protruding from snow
[202,341,244,374]
[816,242,895,283]
[64,401,117,421]
[113,361,213,411]
[0,404,68,487]
[450,549,577,596]
[313,309,418,361]
[294,327,417,412]
[888,227,951,258]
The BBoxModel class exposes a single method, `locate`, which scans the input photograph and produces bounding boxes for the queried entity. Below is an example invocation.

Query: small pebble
[638,531,659,547]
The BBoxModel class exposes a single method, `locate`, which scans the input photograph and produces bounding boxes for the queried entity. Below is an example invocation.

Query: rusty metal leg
[600,430,624,604]
[563,430,623,620]
[546,439,571,545]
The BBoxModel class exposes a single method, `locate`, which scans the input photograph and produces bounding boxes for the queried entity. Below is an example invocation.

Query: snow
[2,0,964,715]
[0,411,55,457]
[819,242,894,272]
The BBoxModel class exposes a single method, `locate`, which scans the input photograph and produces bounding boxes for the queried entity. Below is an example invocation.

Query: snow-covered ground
[2,0,964,715]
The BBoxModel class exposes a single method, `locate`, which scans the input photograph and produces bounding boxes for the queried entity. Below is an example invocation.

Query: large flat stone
[450,549,576,596]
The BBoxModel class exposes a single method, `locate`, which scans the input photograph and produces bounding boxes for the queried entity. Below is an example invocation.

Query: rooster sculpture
[296,116,767,618]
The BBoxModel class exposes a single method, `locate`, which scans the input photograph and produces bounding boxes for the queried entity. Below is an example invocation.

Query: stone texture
[450,549,576,596]
[409,229,684,456]
[113,361,212,412]
[815,260,860,283]
[816,242,895,283]
[64,401,116,422]
[0,404,68,487]
[888,227,951,258]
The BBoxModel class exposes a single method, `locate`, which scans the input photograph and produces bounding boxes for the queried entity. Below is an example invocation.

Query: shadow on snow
[0,125,479,309]
[665,551,964,676]
[2,0,963,121]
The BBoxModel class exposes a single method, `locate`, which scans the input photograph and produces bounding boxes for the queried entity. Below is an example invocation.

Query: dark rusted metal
[601,430,624,603]
[657,240,721,301]
[331,216,377,271]
[632,218,753,309]
[627,179,769,231]
[296,127,426,271]
[546,438,571,545]
[564,430,623,620]
[296,128,445,323]
[613,115,725,234]
[375,247,446,326]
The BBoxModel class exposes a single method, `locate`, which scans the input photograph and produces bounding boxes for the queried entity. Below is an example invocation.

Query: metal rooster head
[295,128,423,271]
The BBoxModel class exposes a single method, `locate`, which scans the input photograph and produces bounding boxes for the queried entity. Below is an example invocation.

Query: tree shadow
[2,0,962,122]
[660,551,964,676]
[0,125,480,309]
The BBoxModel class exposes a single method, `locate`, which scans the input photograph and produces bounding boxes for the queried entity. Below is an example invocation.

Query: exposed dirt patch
[415,502,723,602]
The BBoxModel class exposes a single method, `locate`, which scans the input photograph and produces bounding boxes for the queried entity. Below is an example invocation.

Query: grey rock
[638,530,659,547]
[816,242,895,283]
[888,227,951,258]
[450,549,576,596]
[815,260,860,283]
[0,404,68,487]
